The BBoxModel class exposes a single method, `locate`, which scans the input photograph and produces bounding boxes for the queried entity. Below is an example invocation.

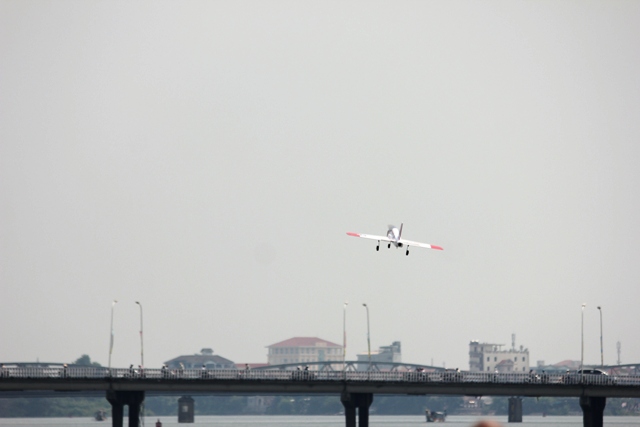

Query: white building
[356,341,401,370]
[469,339,530,373]
[266,337,343,369]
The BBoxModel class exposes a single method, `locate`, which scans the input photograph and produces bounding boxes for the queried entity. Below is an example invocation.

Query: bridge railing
[1,367,638,386]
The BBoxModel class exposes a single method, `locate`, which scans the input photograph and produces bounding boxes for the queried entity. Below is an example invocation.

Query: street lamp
[108,300,118,371]
[581,303,586,382]
[363,303,371,371]
[597,306,603,368]
[135,301,144,368]
[343,302,348,373]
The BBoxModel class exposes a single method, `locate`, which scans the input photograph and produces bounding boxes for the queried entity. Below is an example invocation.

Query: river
[0,415,639,427]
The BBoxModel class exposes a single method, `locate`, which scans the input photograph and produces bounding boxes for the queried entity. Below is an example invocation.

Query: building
[469,337,530,373]
[164,348,236,370]
[356,341,402,370]
[266,337,343,368]
[534,359,580,372]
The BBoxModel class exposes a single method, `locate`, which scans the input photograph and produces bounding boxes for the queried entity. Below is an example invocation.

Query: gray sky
[1,1,640,370]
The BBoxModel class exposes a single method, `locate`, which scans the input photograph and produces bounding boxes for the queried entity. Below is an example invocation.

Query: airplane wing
[346,232,393,242]
[398,238,443,251]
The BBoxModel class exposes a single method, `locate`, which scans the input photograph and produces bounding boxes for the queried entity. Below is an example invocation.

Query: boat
[94,410,107,421]
[425,409,447,422]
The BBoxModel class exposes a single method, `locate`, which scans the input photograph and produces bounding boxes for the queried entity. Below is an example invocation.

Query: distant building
[165,348,236,370]
[266,337,343,369]
[356,341,402,370]
[553,360,581,370]
[469,339,530,372]
[534,360,583,373]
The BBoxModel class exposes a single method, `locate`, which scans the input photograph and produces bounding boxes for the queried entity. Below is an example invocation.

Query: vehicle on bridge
[563,369,616,385]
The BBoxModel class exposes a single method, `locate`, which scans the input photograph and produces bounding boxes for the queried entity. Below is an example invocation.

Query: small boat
[426,409,447,422]
[94,410,107,421]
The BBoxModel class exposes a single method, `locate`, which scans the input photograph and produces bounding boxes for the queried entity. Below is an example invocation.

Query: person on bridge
[155,419,162,427]
[541,370,549,383]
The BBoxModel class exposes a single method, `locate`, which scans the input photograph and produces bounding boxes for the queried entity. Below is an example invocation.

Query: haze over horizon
[1,1,639,371]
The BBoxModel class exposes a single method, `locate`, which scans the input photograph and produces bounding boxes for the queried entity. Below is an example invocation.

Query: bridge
[2,366,640,427]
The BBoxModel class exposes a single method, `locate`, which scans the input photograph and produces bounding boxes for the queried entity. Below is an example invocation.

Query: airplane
[346,223,443,256]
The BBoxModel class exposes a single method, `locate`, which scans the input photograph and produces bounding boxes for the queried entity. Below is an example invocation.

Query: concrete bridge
[2,366,640,427]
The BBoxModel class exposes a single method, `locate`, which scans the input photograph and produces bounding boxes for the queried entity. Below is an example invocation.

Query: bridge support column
[508,397,522,423]
[580,396,606,427]
[109,399,124,427]
[178,396,195,423]
[106,390,145,427]
[341,392,373,427]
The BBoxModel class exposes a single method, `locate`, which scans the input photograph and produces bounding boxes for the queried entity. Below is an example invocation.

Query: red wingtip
[346,232,360,237]
[431,245,444,251]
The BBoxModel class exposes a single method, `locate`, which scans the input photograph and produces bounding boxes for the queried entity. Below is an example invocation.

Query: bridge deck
[2,367,640,398]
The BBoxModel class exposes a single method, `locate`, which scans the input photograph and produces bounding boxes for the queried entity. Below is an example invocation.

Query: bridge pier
[106,390,145,427]
[580,396,606,427]
[178,396,195,423]
[508,397,522,422]
[341,392,373,427]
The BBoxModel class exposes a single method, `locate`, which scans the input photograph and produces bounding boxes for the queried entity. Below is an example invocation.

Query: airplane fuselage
[387,227,403,248]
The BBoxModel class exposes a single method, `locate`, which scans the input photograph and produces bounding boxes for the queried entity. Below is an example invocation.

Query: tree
[73,355,101,367]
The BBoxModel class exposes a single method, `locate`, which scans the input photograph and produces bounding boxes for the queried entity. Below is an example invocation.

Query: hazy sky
[2,1,640,371]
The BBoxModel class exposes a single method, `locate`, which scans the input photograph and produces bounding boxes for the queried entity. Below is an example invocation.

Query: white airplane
[347,223,443,256]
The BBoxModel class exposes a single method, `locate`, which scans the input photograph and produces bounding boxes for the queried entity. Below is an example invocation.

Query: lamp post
[363,303,371,371]
[597,306,603,368]
[343,302,348,373]
[135,301,144,368]
[108,300,118,371]
[581,303,586,382]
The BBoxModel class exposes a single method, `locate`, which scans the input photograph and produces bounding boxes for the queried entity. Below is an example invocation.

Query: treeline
[1,395,638,418]
[0,397,108,417]
[0,395,451,417]
[488,397,639,416]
